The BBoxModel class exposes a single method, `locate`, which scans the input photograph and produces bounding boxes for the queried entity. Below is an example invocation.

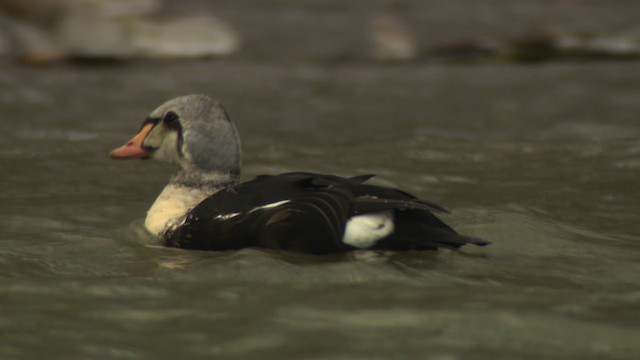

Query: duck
[110,94,489,254]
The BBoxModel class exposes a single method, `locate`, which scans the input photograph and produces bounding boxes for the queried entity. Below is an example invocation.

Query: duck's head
[110,95,241,178]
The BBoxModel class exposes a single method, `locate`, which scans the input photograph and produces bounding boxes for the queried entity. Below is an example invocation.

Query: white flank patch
[211,200,290,222]
[213,212,240,221]
[342,211,395,249]
[248,200,291,214]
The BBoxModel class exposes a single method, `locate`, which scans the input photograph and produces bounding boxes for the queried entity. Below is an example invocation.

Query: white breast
[145,184,211,237]
[342,210,395,249]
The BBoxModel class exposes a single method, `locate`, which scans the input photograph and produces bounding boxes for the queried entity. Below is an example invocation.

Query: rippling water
[1,59,639,359]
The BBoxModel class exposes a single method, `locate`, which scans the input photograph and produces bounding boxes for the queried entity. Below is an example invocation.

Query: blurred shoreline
[1,0,639,64]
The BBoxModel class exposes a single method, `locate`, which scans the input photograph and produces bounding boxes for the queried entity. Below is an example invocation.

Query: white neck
[144,184,212,237]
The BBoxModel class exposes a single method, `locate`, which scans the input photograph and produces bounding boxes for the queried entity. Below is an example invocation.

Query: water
[1,59,639,359]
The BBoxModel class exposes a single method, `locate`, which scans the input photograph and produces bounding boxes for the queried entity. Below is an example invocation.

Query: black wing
[165,173,355,253]
[165,172,489,253]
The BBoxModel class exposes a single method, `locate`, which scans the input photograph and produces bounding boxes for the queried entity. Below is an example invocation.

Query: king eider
[110,95,489,254]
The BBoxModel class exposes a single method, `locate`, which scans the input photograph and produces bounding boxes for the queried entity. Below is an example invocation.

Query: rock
[0,0,63,25]
[69,0,160,18]
[4,17,66,64]
[128,14,240,59]
[369,13,417,62]
[0,0,240,63]
[555,32,640,59]
[56,1,135,59]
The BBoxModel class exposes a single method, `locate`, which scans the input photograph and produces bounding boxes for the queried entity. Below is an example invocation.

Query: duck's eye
[163,111,181,130]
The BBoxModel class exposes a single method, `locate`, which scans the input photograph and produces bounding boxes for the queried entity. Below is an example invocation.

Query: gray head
[111,95,242,185]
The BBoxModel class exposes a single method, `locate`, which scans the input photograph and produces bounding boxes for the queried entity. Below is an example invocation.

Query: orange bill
[110,123,154,159]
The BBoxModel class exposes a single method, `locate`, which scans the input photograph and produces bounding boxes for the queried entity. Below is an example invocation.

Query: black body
[165,172,488,254]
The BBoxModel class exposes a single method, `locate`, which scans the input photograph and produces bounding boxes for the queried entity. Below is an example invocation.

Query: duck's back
[165,172,488,253]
